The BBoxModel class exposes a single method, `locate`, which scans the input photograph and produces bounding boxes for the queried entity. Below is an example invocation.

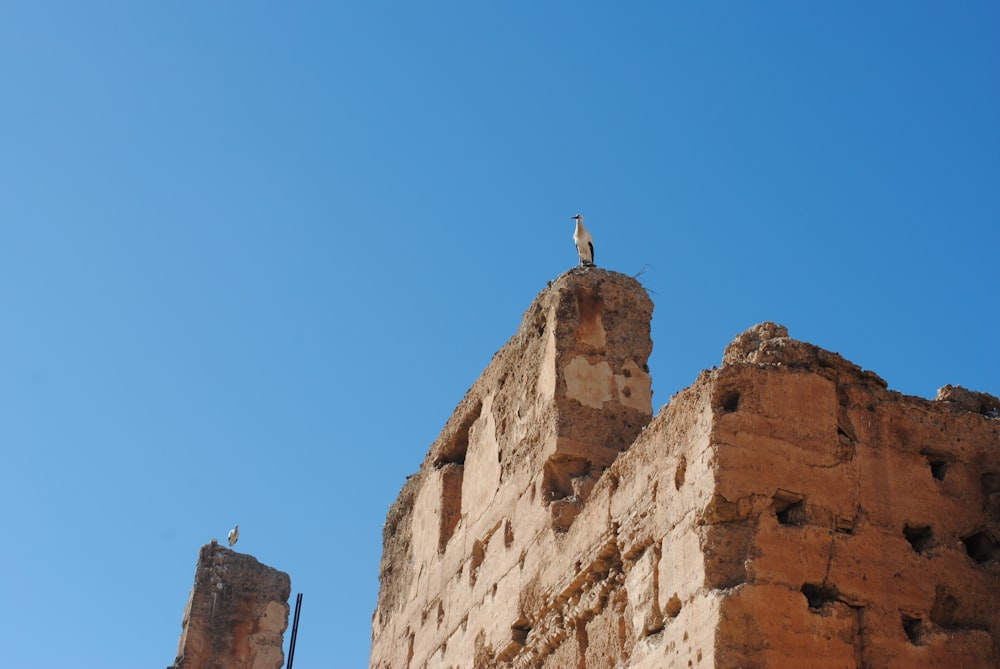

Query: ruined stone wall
[371,268,654,667]
[369,270,1000,669]
[170,542,291,669]
[703,324,1000,668]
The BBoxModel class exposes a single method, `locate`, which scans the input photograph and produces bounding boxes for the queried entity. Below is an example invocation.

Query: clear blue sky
[1,3,997,668]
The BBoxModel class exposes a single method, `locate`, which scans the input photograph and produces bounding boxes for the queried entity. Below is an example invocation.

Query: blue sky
[1,3,997,668]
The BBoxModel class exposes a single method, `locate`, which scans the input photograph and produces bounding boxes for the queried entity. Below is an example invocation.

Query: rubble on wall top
[936,384,1000,417]
[724,322,998,417]
[722,321,887,388]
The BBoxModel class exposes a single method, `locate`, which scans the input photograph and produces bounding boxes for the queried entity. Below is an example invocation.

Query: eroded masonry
[170,542,291,669]
[370,268,1000,669]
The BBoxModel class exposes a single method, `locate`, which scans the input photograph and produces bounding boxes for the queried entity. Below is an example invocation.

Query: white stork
[228,523,239,547]
[571,214,594,266]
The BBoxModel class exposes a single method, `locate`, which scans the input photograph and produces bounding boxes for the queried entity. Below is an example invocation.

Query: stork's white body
[228,524,239,547]
[571,214,594,266]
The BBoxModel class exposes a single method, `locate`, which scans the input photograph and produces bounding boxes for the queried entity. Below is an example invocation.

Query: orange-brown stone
[370,270,1000,668]
[170,542,291,669]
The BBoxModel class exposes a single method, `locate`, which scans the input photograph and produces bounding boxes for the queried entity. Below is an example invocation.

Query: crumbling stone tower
[170,542,291,669]
[370,268,1000,668]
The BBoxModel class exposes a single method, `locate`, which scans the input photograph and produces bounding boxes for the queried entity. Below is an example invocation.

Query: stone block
[170,543,290,669]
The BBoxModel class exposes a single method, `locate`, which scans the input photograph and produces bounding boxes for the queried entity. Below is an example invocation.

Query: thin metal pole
[287,593,303,669]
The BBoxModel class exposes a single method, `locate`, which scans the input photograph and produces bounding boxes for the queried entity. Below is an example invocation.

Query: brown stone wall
[370,268,1000,669]
[170,542,291,669]
[711,324,1000,668]
[371,268,654,668]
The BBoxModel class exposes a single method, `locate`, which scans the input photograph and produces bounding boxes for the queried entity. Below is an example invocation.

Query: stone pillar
[371,268,654,668]
[170,542,291,669]
[536,267,654,529]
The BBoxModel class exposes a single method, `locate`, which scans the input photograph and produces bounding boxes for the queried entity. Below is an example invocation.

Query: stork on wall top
[571,214,594,266]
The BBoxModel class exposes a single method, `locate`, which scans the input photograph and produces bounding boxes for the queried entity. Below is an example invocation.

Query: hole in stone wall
[835,425,856,464]
[801,583,839,610]
[674,455,687,490]
[801,584,823,609]
[504,519,514,548]
[511,620,531,645]
[901,614,924,645]
[438,463,465,553]
[435,399,482,467]
[664,593,682,619]
[719,389,741,414]
[776,500,807,526]
[903,525,933,554]
[773,490,807,526]
[929,459,948,480]
[469,539,486,587]
[962,530,1000,564]
[921,451,951,481]
[542,456,589,502]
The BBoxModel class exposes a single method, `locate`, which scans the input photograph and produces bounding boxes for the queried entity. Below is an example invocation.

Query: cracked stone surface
[370,269,1000,669]
[170,542,291,669]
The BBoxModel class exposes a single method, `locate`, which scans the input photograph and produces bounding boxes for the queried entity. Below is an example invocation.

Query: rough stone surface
[170,542,291,669]
[370,269,1000,669]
